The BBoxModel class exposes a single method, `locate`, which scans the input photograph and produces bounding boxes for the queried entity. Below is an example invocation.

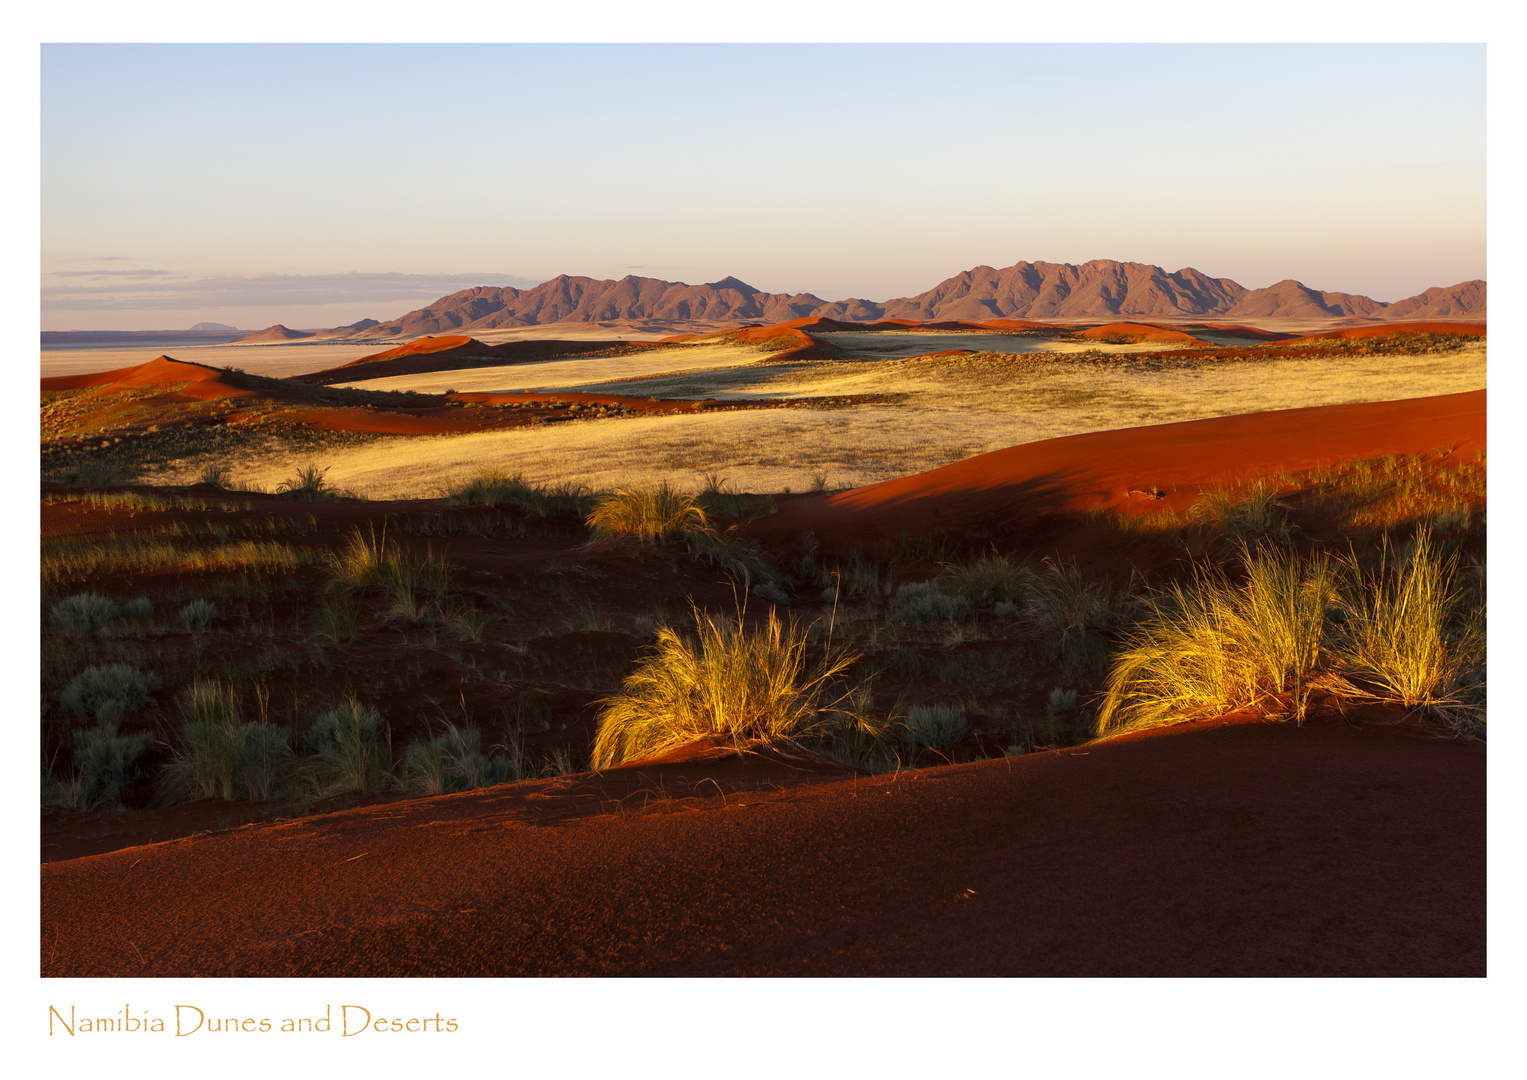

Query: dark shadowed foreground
[41,712,1483,977]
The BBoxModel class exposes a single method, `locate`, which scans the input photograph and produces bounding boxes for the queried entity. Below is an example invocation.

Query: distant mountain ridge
[273,259,1489,340]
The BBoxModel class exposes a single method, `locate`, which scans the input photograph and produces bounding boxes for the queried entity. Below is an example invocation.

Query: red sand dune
[39,711,1483,976]
[348,334,495,363]
[758,390,1485,544]
[1269,321,1486,347]
[1075,322,1205,344]
[41,356,261,400]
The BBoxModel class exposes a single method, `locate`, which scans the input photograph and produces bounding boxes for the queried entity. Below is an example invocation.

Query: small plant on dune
[121,596,153,622]
[59,664,161,720]
[402,723,515,795]
[445,466,592,516]
[49,592,119,634]
[1336,528,1485,735]
[442,603,495,643]
[308,601,361,646]
[276,463,333,500]
[177,599,219,631]
[1047,687,1079,716]
[591,607,879,768]
[326,525,453,609]
[903,703,968,752]
[1024,559,1128,643]
[197,462,233,488]
[889,581,970,625]
[1094,545,1342,739]
[300,697,393,796]
[587,483,709,546]
[59,721,156,810]
[157,681,295,803]
[939,552,1037,610]
[1189,480,1292,557]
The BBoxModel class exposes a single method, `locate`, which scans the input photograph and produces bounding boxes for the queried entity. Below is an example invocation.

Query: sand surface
[40,713,1483,977]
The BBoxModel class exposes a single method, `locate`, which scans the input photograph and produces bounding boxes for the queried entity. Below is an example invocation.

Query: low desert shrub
[198,462,233,488]
[157,682,295,803]
[177,599,219,630]
[65,722,156,810]
[1336,528,1485,734]
[402,723,521,795]
[49,592,119,634]
[308,602,360,645]
[326,526,452,607]
[1025,560,1127,643]
[1189,480,1292,557]
[939,553,1036,609]
[122,596,153,622]
[903,703,968,751]
[591,607,876,767]
[445,466,592,517]
[300,697,393,796]
[276,463,333,500]
[59,664,161,720]
[1094,546,1342,738]
[890,580,970,624]
[586,483,709,546]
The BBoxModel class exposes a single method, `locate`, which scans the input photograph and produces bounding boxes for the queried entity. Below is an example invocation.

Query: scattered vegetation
[157,681,294,803]
[49,722,156,810]
[904,704,968,752]
[889,581,970,625]
[300,697,393,796]
[401,723,521,795]
[177,599,219,631]
[591,608,882,767]
[276,463,335,500]
[49,592,119,633]
[60,665,161,720]
[445,466,594,517]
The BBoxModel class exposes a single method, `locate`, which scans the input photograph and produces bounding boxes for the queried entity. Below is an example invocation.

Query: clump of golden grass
[1095,546,1342,738]
[586,482,709,545]
[445,465,594,516]
[1337,530,1484,734]
[591,607,879,767]
[324,525,451,611]
[1095,530,1484,739]
[42,536,310,584]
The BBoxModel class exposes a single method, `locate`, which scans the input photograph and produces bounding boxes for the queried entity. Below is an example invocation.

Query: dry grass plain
[154,333,1486,498]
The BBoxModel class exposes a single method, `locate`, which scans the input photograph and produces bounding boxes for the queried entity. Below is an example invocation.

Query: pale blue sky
[41,44,1485,329]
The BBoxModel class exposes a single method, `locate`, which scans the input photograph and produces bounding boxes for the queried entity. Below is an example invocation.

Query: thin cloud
[41,270,547,311]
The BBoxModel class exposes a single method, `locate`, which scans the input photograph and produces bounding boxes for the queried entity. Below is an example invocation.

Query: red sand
[1271,321,1486,346]
[39,713,1483,976]
[757,390,1485,543]
[41,356,260,400]
[1075,322,1205,343]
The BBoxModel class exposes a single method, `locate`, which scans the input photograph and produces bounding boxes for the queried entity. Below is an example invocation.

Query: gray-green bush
[301,697,393,796]
[177,599,219,630]
[49,592,119,633]
[60,665,161,720]
[903,703,969,751]
[890,581,970,624]
[156,681,295,803]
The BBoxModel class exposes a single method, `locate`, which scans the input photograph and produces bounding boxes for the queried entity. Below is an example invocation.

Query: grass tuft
[586,482,709,545]
[177,599,219,630]
[591,607,875,767]
[904,704,968,751]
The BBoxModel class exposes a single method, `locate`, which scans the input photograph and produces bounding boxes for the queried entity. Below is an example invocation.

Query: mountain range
[237,260,1486,341]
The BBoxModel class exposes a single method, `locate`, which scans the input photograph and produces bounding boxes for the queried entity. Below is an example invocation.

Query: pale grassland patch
[42,536,312,585]
[147,346,1484,497]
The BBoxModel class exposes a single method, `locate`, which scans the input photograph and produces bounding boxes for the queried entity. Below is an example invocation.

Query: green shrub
[157,681,295,802]
[59,664,161,719]
[49,592,118,633]
[402,724,522,795]
[904,704,968,751]
[177,599,219,630]
[591,608,876,767]
[939,553,1036,609]
[1025,560,1126,643]
[445,466,592,516]
[68,722,156,810]
[1047,687,1078,715]
[890,581,969,624]
[308,602,360,645]
[300,698,393,796]
[122,596,153,622]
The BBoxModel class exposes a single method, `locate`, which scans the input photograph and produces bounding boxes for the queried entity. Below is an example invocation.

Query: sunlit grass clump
[591,608,875,767]
[1095,530,1484,739]
[325,525,452,618]
[445,465,594,517]
[586,482,710,545]
[1095,547,1341,737]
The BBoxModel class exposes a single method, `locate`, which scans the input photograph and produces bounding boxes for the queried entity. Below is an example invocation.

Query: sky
[41,43,1486,331]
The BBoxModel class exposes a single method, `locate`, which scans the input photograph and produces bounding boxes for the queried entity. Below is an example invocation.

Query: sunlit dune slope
[41,356,262,400]
[40,713,1482,977]
[761,389,1485,542]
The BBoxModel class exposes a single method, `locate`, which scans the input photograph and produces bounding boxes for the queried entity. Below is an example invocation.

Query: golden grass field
[138,334,1486,498]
